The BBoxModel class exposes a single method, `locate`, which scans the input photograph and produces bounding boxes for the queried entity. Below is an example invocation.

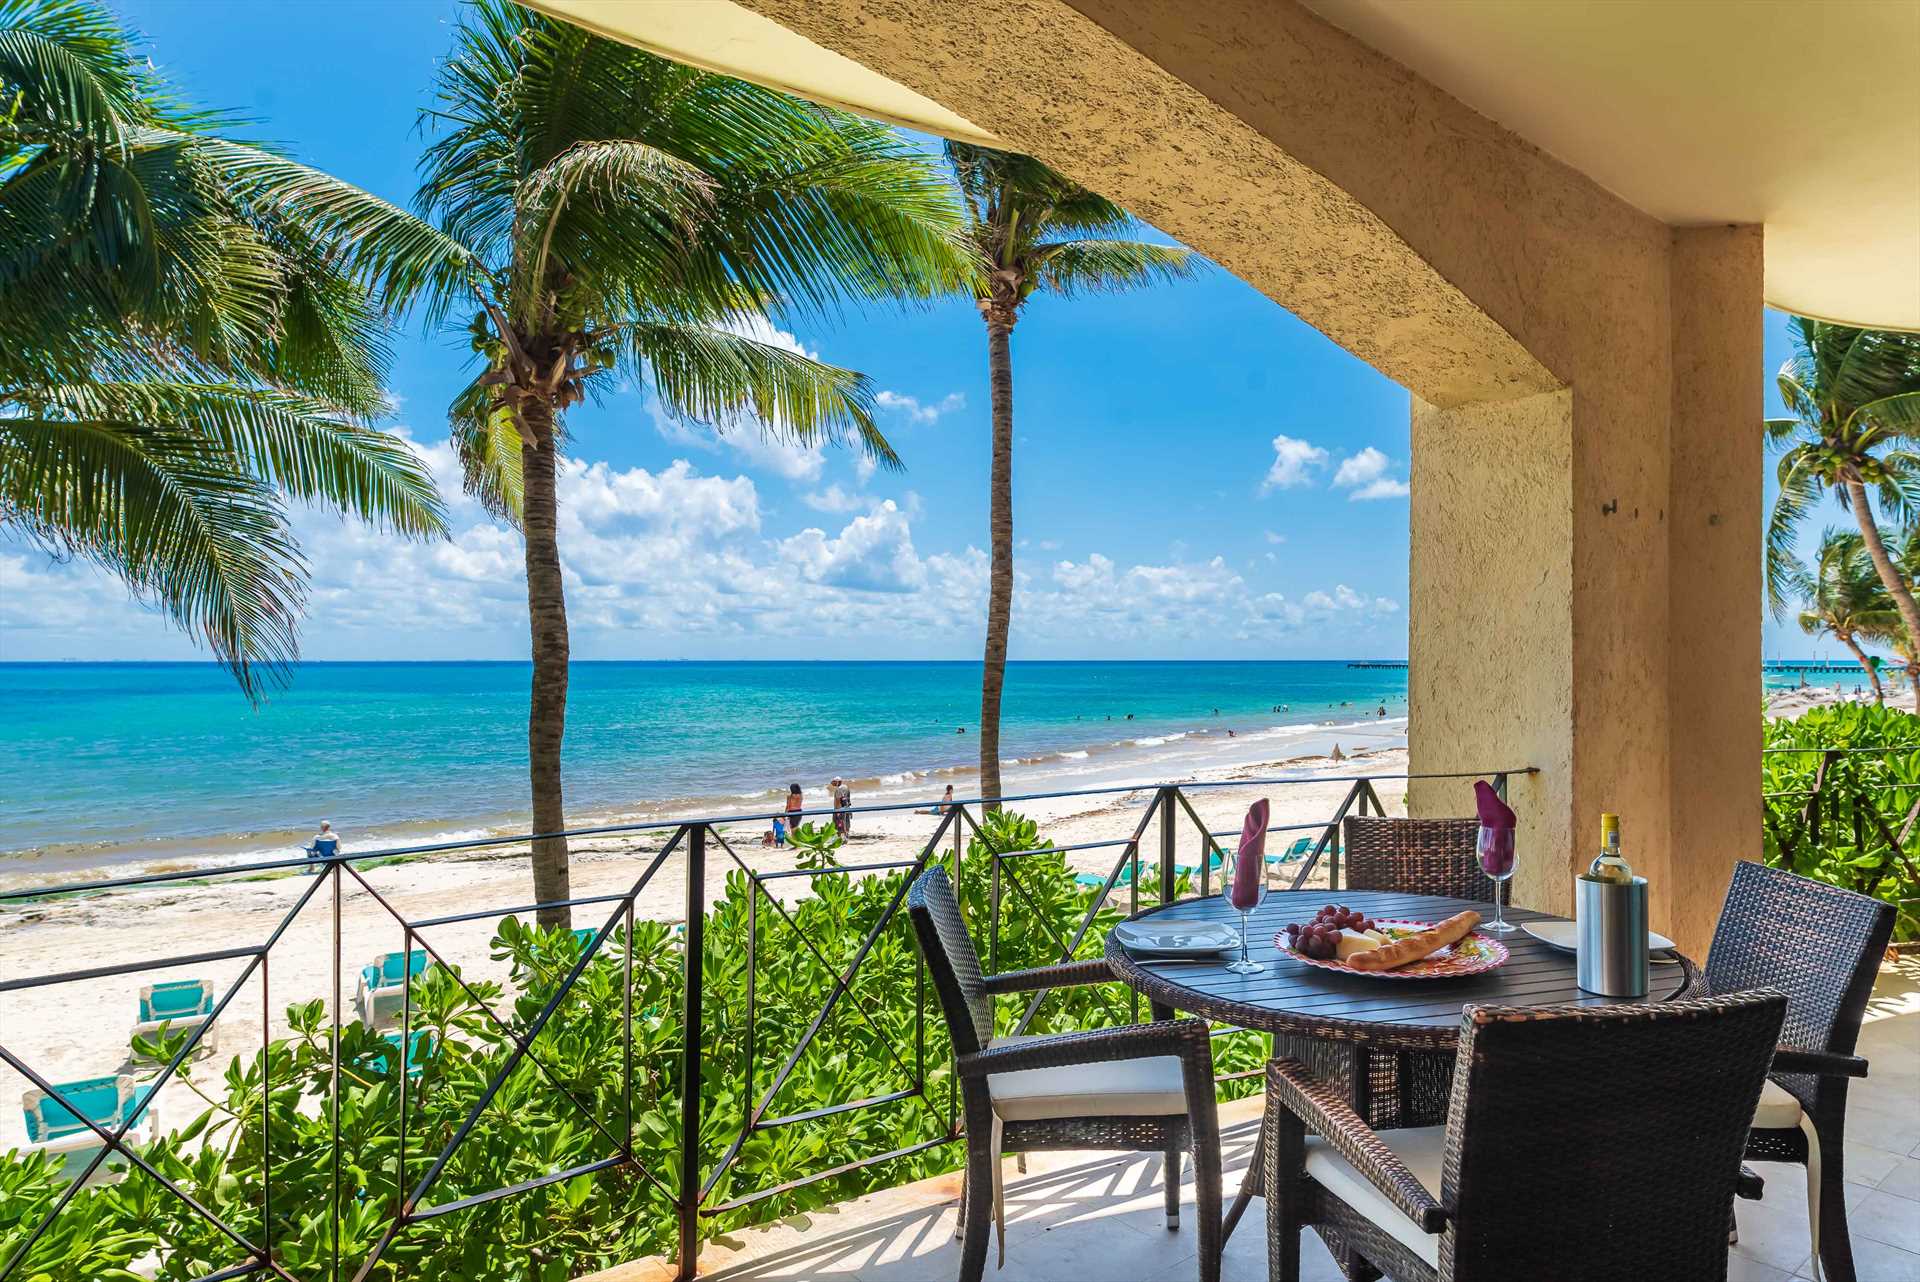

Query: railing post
[677,823,706,1282]
[1159,787,1177,905]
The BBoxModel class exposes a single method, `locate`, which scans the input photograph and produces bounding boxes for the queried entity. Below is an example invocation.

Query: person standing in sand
[785,783,804,836]
[831,777,852,838]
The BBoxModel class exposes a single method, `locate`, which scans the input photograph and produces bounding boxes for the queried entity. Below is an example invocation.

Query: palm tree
[945,144,1199,802]
[1792,530,1899,702]
[1766,317,1920,653]
[0,0,469,696]
[417,1,960,925]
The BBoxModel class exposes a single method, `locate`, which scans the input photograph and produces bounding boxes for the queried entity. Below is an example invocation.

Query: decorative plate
[1276,919,1510,979]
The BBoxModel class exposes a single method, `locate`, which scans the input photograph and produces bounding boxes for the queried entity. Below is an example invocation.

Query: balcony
[3,768,1915,1281]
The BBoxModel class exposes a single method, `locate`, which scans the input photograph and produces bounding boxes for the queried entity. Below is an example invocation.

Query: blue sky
[0,1,1857,664]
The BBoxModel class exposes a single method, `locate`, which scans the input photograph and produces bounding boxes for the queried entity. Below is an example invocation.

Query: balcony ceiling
[1301,0,1920,332]
[526,0,1920,332]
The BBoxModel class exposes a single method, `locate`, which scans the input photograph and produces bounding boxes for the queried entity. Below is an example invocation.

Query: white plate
[1522,920,1674,953]
[1112,920,1239,956]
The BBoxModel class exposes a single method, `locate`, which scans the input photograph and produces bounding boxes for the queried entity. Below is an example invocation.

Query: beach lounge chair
[373,1030,437,1078]
[131,979,218,1057]
[354,949,429,1028]
[21,1074,158,1181]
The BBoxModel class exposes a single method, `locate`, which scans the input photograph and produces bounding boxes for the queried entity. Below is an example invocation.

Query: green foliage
[1,815,1262,1278]
[1763,702,1920,939]
[785,820,843,871]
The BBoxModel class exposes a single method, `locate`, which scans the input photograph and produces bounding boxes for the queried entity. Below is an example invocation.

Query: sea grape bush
[1763,702,1920,940]
[0,814,1261,1280]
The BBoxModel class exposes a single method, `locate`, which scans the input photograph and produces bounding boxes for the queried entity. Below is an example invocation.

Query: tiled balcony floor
[595,959,1920,1282]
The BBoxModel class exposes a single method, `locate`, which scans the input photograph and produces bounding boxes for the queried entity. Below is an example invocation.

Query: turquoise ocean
[0,661,1415,879]
[0,659,1828,886]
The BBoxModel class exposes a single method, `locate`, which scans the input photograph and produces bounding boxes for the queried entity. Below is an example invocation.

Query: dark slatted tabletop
[1104,888,1695,1044]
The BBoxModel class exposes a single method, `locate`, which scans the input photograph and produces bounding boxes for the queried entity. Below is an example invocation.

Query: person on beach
[1378,705,1387,717]
[831,777,852,837]
[785,782,804,832]
[305,821,340,874]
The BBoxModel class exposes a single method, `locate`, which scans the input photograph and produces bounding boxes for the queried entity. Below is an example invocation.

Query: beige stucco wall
[726,0,1763,956]
[1408,391,1574,915]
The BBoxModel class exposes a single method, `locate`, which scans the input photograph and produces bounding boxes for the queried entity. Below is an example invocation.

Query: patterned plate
[1276,918,1510,979]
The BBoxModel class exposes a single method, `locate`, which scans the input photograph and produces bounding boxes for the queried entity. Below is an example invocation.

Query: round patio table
[1103,887,1697,1255]
[1104,887,1695,1043]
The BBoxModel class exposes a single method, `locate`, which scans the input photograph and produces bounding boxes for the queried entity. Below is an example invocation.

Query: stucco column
[1409,230,1762,957]
[1667,226,1766,948]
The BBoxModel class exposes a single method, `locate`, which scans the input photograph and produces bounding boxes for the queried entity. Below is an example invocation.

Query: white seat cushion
[984,1034,1187,1122]
[1302,1124,1448,1270]
[1752,1079,1803,1129]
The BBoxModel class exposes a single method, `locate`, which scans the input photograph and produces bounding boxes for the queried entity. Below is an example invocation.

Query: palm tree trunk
[1844,477,1920,650]
[1837,631,1885,702]
[979,316,1015,807]
[517,395,572,929]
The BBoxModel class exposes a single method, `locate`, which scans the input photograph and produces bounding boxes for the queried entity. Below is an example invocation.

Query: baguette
[1342,910,1481,971]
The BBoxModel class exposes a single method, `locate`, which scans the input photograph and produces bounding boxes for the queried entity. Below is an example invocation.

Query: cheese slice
[1334,928,1384,961]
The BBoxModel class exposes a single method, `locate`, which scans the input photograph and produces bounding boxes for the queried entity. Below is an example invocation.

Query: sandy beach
[0,726,1418,1153]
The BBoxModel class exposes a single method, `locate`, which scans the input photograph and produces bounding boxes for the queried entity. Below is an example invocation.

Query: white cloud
[876,390,965,424]
[1261,435,1328,492]
[1350,477,1411,500]
[1,429,1405,661]
[1263,530,1286,545]
[802,485,868,514]
[778,500,925,593]
[1332,447,1388,488]
[1332,446,1409,501]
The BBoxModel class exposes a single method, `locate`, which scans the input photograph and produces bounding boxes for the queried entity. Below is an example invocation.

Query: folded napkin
[1230,799,1268,910]
[1473,779,1516,829]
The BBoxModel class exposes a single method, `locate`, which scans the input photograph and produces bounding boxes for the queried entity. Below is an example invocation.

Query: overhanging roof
[525,0,1919,331]
[1302,0,1920,332]
[522,0,1000,148]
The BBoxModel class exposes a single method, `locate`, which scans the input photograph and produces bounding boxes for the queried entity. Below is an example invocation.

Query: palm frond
[38,381,447,537]
[1768,451,1825,617]
[1032,238,1199,298]
[192,135,481,324]
[624,319,895,468]
[448,375,524,524]
[0,413,305,698]
[0,0,143,150]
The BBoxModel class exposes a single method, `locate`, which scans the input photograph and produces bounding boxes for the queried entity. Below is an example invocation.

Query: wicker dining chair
[1263,991,1788,1282]
[1703,860,1895,1282]
[1340,817,1505,904]
[905,866,1223,1282]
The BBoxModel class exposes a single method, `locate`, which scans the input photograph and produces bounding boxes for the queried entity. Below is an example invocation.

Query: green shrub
[1,814,1261,1280]
[1763,702,1920,940]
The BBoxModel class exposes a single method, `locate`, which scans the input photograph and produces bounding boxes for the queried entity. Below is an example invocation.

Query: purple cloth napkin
[1230,799,1268,910]
[1473,780,1516,829]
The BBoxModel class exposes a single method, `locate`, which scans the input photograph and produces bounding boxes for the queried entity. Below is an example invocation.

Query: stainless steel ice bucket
[1575,875,1649,997]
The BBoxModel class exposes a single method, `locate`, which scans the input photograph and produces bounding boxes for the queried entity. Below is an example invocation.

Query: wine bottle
[1587,812,1632,884]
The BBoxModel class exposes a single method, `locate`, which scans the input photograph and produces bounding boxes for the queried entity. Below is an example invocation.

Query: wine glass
[1224,867,1267,974]
[1476,824,1517,933]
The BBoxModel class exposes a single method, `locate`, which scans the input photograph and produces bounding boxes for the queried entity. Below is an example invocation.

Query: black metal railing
[0,766,1523,1282]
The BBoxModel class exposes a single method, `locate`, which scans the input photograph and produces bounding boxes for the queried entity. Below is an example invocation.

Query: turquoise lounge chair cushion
[140,979,213,1023]
[25,1076,154,1142]
[372,1030,436,1076]
[362,949,429,991]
